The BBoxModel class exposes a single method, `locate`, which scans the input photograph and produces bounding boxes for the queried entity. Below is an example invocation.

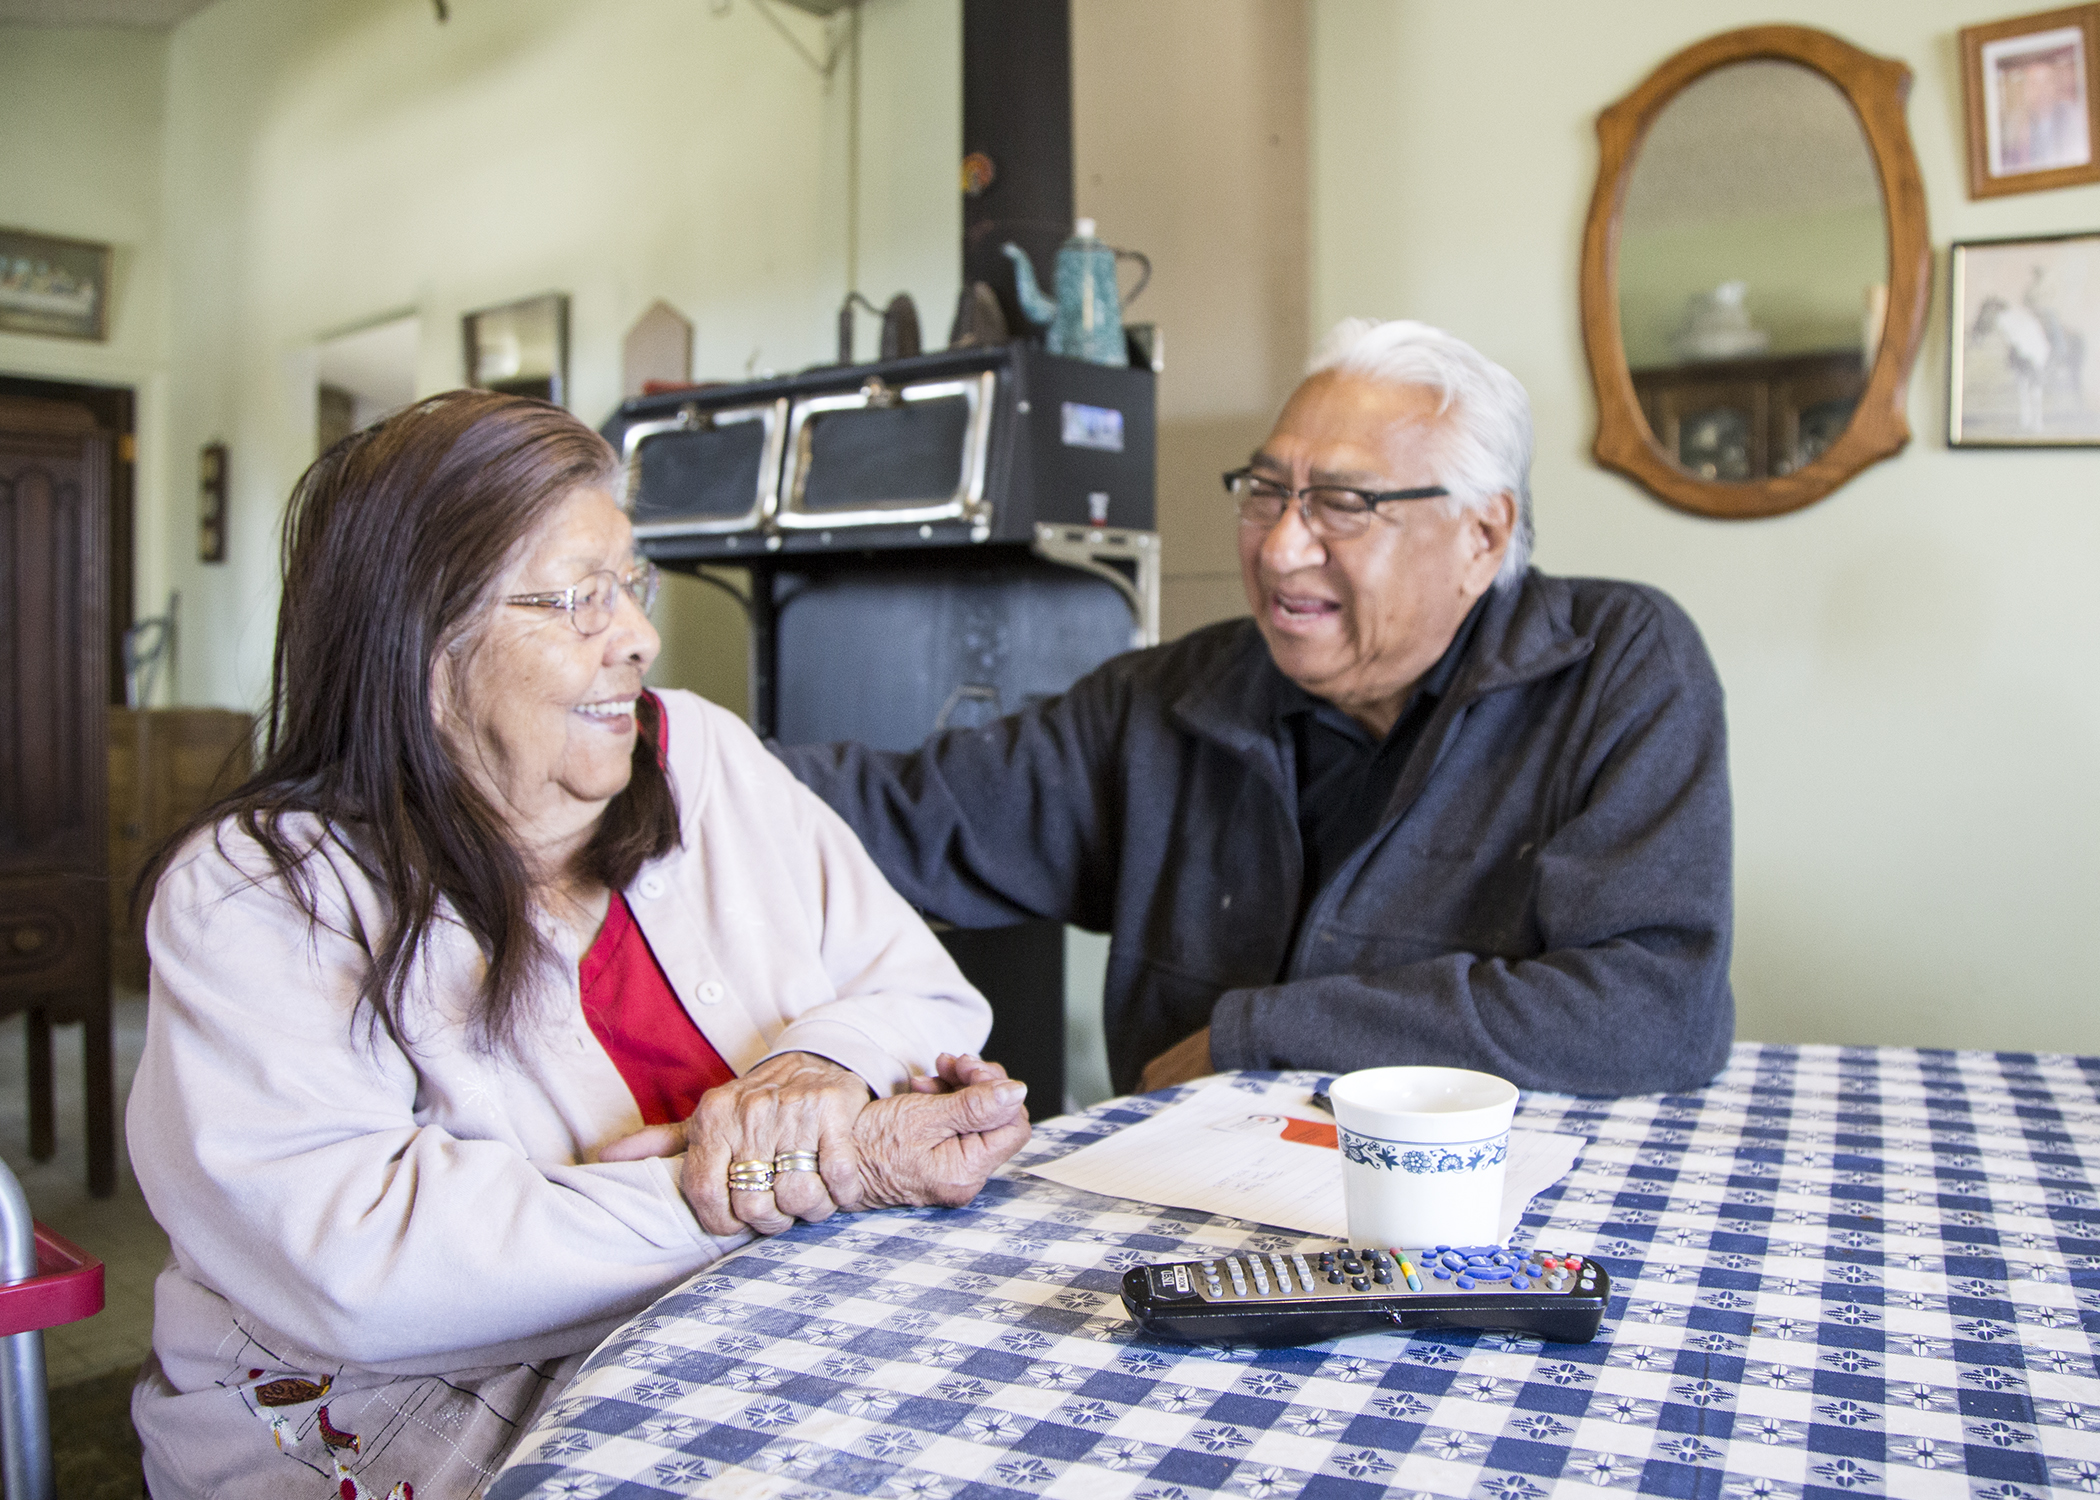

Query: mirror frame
[1579,26,1931,520]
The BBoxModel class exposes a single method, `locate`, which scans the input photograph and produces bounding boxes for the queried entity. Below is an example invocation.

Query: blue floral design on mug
[1340,1129,1508,1175]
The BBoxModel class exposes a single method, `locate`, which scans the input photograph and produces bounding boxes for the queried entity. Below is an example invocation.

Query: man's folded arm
[1210,619,1734,1097]
[1207,931,1731,1096]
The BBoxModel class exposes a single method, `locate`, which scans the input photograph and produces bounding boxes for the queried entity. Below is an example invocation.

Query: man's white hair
[1306,318,1534,588]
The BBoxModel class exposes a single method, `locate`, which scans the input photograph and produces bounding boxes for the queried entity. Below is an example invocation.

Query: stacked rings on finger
[727,1159,777,1193]
[774,1149,820,1175]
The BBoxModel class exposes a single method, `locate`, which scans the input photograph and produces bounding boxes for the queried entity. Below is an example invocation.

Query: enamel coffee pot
[1003,219,1151,367]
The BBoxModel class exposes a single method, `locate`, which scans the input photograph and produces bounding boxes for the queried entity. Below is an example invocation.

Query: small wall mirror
[464,292,569,407]
[1581,27,1931,519]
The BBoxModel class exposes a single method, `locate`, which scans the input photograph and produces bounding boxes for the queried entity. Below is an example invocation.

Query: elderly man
[778,318,1732,1098]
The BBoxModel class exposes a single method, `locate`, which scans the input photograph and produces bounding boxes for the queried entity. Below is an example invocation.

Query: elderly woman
[127,391,1030,1498]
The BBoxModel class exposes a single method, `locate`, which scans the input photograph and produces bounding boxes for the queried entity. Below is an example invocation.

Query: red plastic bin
[0,1225,104,1336]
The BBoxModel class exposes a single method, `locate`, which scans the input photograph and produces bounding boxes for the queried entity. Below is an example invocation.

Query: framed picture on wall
[0,225,112,341]
[1948,231,2100,446]
[1960,4,2100,198]
[463,292,569,406]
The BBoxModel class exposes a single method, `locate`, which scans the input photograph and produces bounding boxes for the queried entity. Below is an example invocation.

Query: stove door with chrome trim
[777,372,996,531]
[625,399,785,538]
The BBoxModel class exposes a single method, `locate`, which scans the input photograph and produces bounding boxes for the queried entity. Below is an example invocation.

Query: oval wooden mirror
[1580,26,1931,520]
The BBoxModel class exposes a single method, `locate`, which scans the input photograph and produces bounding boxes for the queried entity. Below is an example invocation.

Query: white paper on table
[1027,1077,1586,1244]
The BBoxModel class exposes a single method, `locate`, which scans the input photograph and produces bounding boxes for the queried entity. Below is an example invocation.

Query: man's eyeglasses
[1223,467,1449,541]
[505,562,661,637]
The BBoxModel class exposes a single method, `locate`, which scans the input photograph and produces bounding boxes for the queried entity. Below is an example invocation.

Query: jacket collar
[1443,567,1595,706]
[1171,568,1594,757]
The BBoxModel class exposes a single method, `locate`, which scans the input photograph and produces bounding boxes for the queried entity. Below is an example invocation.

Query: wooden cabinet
[107,708,255,991]
[1631,350,1867,483]
[1,393,115,1195]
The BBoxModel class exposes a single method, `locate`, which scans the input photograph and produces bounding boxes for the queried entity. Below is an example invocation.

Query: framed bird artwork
[1948,230,2100,447]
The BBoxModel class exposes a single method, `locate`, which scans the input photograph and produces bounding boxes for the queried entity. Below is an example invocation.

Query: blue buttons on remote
[1297,1244,1590,1302]
[1421,1245,1544,1290]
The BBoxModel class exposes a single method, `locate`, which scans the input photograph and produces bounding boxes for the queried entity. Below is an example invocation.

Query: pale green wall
[1073,0,1311,639]
[0,25,173,679]
[0,26,168,385]
[1062,0,1312,1107]
[1311,1,2100,1054]
[1619,204,1886,367]
[115,0,954,713]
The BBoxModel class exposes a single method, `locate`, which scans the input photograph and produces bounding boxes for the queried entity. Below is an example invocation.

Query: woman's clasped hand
[602,1050,1031,1235]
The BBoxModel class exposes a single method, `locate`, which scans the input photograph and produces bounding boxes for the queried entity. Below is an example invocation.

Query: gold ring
[727,1159,776,1193]
[774,1150,820,1174]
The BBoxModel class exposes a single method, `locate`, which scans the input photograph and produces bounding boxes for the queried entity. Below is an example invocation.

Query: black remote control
[1121,1245,1608,1347]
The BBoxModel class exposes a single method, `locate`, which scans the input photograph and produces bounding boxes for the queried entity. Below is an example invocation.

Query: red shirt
[577,694,736,1125]
[580,890,736,1125]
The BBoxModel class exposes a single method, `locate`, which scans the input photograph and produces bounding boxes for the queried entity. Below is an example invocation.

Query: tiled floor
[1,991,165,1387]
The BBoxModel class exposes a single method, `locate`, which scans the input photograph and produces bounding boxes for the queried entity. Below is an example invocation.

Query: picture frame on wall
[0,225,112,341]
[1948,230,2100,447]
[1959,4,2100,198]
[463,292,569,407]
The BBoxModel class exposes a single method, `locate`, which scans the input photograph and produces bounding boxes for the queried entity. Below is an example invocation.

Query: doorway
[0,383,122,1195]
[0,375,133,705]
[316,314,418,454]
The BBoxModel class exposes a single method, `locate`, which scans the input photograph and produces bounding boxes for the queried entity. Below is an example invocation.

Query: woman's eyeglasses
[505,562,661,637]
[1223,467,1449,541]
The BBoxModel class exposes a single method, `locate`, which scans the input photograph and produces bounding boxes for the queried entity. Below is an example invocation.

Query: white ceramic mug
[1327,1066,1518,1250]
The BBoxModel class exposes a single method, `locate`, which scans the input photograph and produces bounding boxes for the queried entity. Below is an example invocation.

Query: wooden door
[0,392,116,1195]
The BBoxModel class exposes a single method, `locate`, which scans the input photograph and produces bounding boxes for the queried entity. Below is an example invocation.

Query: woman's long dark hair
[141,391,680,1050]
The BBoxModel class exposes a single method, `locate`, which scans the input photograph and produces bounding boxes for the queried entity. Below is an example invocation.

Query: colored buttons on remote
[1123,1248,1608,1347]
[1186,1245,1594,1304]
[1431,1246,1521,1282]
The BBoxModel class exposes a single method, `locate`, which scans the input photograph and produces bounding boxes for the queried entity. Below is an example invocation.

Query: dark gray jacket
[778,569,1734,1097]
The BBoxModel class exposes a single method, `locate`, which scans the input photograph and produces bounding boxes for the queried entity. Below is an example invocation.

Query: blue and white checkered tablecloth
[489,1044,2100,1499]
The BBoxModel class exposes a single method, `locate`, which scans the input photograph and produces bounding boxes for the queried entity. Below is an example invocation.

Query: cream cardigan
[127,689,990,1498]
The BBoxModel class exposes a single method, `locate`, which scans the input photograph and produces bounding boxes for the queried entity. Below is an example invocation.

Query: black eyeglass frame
[1222,466,1450,526]
[504,561,662,637]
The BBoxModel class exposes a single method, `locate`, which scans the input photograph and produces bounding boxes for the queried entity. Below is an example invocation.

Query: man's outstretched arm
[776,673,1124,932]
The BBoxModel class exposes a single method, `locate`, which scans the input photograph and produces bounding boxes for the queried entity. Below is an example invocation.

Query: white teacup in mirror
[1617,58,1889,482]
[1328,1066,1518,1249]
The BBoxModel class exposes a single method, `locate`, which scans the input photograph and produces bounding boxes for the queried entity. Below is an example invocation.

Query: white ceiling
[0,0,215,25]
[1623,60,1883,232]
